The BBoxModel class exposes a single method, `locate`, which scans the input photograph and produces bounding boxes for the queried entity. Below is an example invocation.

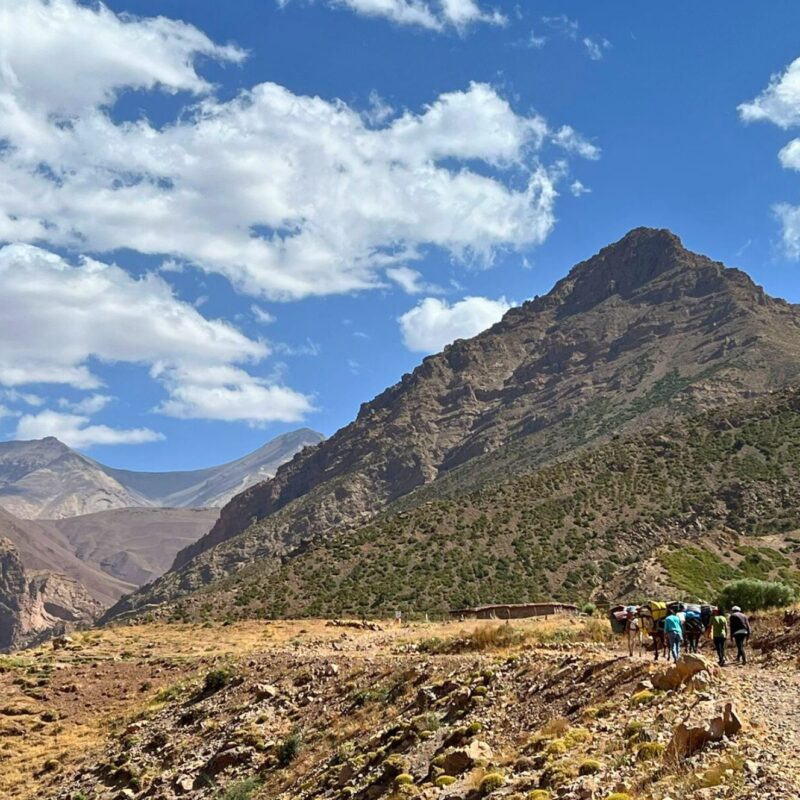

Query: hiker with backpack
[729,606,751,665]
[664,608,684,662]
[711,608,728,666]
[684,612,705,653]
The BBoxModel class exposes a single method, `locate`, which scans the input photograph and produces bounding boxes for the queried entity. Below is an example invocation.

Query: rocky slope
[111,227,800,617]
[0,429,324,520]
[3,616,799,800]
[142,388,800,621]
[0,537,101,651]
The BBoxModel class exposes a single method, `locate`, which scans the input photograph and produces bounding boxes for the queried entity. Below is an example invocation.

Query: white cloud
[280,0,505,32]
[542,15,579,39]
[15,410,163,448]
[739,57,800,129]
[740,57,800,257]
[0,244,312,424]
[251,305,277,325]
[570,180,590,197]
[0,405,14,420]
[1,389,44,407]
[553,125,601,160]
[386,265,443,294]
[583,37,611,61]
[58,394,113,415]
[399,295,511,353]
[156,365,314,424]
[0,1,595,302]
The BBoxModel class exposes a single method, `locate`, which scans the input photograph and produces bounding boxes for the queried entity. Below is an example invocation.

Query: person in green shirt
[711,608,728,666]
[664,609,683,662]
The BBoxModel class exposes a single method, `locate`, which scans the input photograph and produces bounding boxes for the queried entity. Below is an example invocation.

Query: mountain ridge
[0,428,325,520]
[107,227,800,620]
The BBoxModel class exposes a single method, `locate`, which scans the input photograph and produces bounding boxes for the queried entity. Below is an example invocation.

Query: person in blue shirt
[664,609,684,662]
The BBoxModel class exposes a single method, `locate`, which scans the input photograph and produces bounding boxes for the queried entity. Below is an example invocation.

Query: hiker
[684,612,705,653]
[711,607,728,666]
[729,606,751,665]
[664,608,683,662]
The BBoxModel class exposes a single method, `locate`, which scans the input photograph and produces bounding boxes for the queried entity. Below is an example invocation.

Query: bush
[581,602,597,616]
[220,778,262,800]
[716,579,796,612]
[394,774,414,786]
[202,669,230,695]
[276,729,302,766]
[578,758,601,775]
[527,792,551,800]
[636,742,665,762]
[480,773,506,795]
[435,775,456,788]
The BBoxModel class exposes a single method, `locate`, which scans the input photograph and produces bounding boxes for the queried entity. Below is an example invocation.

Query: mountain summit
[107,228,800,618]
[0,429,324,520]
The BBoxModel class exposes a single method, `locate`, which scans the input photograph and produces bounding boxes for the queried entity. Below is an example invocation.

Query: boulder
[439,740,492,776]
[254,683,279,700]
[669,702,743,758]
[652,654,716,691]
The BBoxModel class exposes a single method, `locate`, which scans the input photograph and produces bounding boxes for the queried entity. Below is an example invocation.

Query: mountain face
[0,438,147,519]
[0,429,324,520]
[0,536,101,651]
[103,428,325,508]
[107,227,800,619]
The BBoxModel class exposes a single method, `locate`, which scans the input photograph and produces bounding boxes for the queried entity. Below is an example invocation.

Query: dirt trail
[722,662,800,796]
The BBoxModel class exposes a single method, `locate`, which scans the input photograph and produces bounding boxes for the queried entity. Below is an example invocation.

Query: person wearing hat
[729,605,751,665]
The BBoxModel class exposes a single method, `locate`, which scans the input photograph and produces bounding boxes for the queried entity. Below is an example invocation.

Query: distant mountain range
[0,428,325,519]
[0,429,324,649]
[105,227,800,622]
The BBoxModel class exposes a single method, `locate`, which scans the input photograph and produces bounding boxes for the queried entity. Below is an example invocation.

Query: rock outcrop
[0,537,101,651]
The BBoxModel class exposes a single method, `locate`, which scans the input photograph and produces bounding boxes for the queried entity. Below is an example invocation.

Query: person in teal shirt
[664,609,684,662]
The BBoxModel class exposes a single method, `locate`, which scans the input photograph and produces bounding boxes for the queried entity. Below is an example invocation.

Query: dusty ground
[0,614,798,800]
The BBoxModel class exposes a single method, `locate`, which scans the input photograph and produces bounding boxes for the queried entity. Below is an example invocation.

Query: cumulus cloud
[0,1,595,302]
[739,57,800,128]
[398,295,511,353]
[740,56,800,257]
[15,410,163,449]
[0,244,312,424]
[279,0,505,32]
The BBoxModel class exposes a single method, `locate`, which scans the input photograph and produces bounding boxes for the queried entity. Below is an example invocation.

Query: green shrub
[636,742,665,762]
[219,777,262,800]
[202,669,230,695]
[578,758,601,775]
[581,602,597,616]
[395,773,414,786]
[527,792,551,800]
[435,775,456,788]
[277,729,302,766]
[717,578,796,611]
[630,689,654,706]
[480,773,505,795]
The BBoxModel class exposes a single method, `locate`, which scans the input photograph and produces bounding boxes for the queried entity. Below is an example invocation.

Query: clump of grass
[435,775,456,788]
[578,758,601,775]
[219,777,262,800]
[479,773,505,795]
[630,689,654,706]
[526,792,550,800]
[276,729,302,766]
[636,742,665,762]
[394,773,414,786]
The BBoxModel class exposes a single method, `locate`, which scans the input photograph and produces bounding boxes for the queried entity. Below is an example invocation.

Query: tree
[716,579,796,612]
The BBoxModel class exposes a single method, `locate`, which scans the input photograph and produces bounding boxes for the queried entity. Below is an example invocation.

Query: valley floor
[1,615,798,800]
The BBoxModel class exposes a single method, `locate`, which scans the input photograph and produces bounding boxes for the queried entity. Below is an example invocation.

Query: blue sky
[1,0,800,470]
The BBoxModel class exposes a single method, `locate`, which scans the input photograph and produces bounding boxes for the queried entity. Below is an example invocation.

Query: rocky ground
[0,614,798,800]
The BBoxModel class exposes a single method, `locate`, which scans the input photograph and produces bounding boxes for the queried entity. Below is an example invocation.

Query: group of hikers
[610,601,752,666]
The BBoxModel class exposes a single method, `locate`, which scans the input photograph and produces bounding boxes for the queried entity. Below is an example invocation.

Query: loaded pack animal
[638,603,669,661]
